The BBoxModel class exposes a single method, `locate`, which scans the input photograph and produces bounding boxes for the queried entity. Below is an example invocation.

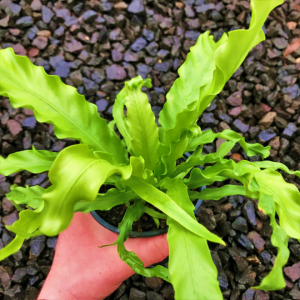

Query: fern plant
[1,0,298,298]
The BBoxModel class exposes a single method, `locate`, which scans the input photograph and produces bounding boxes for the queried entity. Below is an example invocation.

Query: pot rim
[90,152,206,238]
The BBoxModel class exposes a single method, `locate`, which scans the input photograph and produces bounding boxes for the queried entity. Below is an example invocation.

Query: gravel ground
[0,0,300,299]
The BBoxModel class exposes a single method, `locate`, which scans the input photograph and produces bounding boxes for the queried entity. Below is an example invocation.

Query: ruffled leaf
[253,161,300,177]
[0,146,58,176]
[0,48,127,164]
[0,203,44,260]
[186,129,270,158]
[118,76,159,170]
[185,159,300,291]
[1,144,148,261]
[162,178,222,300]
[38,145,146,237]
[174,140,234,177]
[252,193,289,291]
[6,185,44,210]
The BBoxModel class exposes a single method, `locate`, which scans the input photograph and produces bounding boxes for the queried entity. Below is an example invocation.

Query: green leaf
[0,236,25,261]
[6,185,45,209]
[253,161,300,177]
[1,144,146,254]
[252,193,289,291]
[186,129,270,158]
[157,0,280,166]
[254,169,300,241]
[114,76,159,170]
[210,0,284,102]
[38,144,145,237]
[124,176,225,245]
[100,199,171,282]
[144,207,166,229]
[74,188,138,213]
[174,140,234,177]
[184,159,299,292]
[184,167,228,189]
[162,178,222,300]
[0,146,58,176]
[112,88,133,155]
[0,48,127,164]
[154,132,189,178]
[144,207,167,220]
[189,185,247,201]
[158,31,223,146]
[0,203,45,260]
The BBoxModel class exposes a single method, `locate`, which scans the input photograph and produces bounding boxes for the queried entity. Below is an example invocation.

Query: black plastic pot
[90,152,205,268]
[90,152,205,238]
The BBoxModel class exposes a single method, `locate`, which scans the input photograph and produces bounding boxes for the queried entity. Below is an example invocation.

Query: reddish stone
[230,153,242,163]
[269,136,280,150]
[258,112,277,130]
[14,175,22,184]
[65,38,84,53]
[227,91,242,106]
[37,30,51,37]
[0,265,13,290]
[12,43,27,56]
[14,113,26,124]
[24,108,34,116]
[28,48,39,57]
[9,29,20,36]
[247,231,265,253]
[253,103,271,119]
[2,197,14,214]
[216,138,227,150]
[32,36,48,50]
[284,262,300,282]
[0,15,9,28]
[7,119,22,136]
[2,210,19,226]
[254,290,269,300]
[228,106,244,117]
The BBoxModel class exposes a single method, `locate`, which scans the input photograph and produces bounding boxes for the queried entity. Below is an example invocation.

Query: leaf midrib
[132,88,155,166]
[45,158,107,213]
[0,66,104,151]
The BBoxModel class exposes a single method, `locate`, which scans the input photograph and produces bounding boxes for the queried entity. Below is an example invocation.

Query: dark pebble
[131,37,147,52]
[154,62,170,72]
[42,6,54,24]
[0,181,11,197]
[128,0,145,14]
[129,287,146,300]
[106,65,126,80]
[22,116,36,129]
[201,113,219,126]
[16,16,33,28]
[83,78,98,96]
[232,217,248,233]
[197,207,216,231]
[258,129,276,143]
[11,267,28,283]
[82,10,98,23]
[242,200,257,227]
[96,99,109,112]
[55,60,70,79]
[3,284,25,299]
[282,123,297,140]
[30,236,46,259]
[232,119,249,133]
